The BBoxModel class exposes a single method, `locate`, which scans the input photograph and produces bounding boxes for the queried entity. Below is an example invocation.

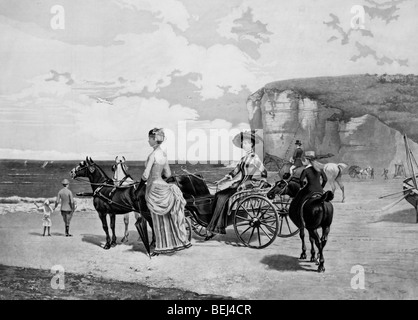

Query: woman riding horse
[205,131,268,241]
[289,151,328,227]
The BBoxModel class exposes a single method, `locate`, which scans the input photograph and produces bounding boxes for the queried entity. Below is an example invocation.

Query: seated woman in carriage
[205,131,268,241]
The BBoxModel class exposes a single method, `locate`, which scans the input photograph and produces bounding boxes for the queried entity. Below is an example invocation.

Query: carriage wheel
[274,196,299,238]
[187,213,207,238]
[233,195,279,249]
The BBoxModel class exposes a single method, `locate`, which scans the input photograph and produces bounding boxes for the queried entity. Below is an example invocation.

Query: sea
[0,159,233,214]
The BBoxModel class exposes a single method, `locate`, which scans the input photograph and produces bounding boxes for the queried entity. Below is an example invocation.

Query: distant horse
[359,166,372,179]
[267,178,334,272]
[323,163,348,203]
[70,157,155,250]
[111,156,138,243]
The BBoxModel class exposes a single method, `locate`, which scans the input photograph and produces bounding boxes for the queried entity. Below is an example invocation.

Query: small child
[34,199,54,236]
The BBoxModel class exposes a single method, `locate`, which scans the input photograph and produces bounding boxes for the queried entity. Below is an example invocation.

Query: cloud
[112,0,191,31]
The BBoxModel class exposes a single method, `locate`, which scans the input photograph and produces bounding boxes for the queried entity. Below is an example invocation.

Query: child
[34,199,54,236]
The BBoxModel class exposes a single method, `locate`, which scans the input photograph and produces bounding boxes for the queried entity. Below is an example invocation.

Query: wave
[7,173,44,176]
[0,196,96,215]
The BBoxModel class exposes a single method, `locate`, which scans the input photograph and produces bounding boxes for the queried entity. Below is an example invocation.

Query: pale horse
[111,156,139,243]
[323,162,348,203]
[359,166,372,179]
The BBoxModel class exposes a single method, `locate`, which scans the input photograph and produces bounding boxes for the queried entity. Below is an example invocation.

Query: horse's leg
[299,227,307,259]
[321,225,331,249]
[308,228,325,272]
[309,234,316,263]
[110,214,117,247]
[335,177,345,203]
[121,213,130,243]
[99,213,112,250]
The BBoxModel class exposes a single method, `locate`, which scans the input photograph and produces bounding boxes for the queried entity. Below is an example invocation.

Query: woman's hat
[61,178,70,185]
[295,140,302,146]
[232,131,263,149]
[304,151,316,160]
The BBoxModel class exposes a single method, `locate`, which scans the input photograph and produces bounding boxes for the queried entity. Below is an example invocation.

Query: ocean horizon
[0,159,233,199]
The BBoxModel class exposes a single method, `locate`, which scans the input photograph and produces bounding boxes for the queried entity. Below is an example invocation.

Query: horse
[70,157,155,250]
[323,163,348,202]
[111,156,139,243]
[267,177,334,272]
[280,161,348,202]
[359,166,372,179]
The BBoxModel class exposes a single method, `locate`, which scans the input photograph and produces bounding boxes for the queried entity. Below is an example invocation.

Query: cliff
[247,74,418,174]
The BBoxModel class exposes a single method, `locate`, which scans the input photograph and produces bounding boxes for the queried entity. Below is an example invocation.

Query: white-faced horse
[111,156,139,243]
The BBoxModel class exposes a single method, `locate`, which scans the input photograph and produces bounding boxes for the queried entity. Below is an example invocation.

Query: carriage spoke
[260,221,276,233]
[238,225,252,237]
[278,216,284,234]
[284,215,292,233]
[242,205,255,219]
[235,215,252,222]
[258,225,273,240]
[249,201,258,219]
[257,227,261,246]
[235,221,251,227]
[248,226,256,244]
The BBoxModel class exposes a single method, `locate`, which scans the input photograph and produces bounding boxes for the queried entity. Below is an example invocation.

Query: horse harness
[93,183,139,212]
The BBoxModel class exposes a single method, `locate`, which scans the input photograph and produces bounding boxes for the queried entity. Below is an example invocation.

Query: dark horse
[70,157,155,250]
[267,176,334,272]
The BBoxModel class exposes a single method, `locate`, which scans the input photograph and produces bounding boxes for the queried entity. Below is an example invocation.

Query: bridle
[71,161,116,187]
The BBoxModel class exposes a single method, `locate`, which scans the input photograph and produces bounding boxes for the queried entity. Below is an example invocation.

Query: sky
[0,0,417,161]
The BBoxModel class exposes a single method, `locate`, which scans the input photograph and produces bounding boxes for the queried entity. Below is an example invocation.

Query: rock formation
[247,74,418,175]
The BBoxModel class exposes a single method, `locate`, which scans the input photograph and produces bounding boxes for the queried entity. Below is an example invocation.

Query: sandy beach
[1,178,418,300]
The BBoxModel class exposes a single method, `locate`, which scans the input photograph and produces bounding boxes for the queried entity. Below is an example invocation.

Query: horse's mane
[93,162,114,183]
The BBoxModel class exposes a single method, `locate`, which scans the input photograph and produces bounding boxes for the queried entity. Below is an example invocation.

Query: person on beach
[205,131,268,241]
[54,178,75,237]
[138,128,191,256]
[289,140,305,176]
[288,151,328,225]
[34,199,53,236]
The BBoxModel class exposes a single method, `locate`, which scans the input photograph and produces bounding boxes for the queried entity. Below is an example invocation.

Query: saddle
[300,192,322,216]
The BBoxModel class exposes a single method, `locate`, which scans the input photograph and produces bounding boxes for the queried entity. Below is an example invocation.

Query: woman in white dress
[139,128,191,256]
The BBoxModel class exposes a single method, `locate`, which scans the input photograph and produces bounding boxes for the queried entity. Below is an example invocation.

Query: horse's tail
[319,190,334,203]
[336,163,348,178]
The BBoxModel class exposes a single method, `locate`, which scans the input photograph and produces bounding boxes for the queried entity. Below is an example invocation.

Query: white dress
[143,147,191,254]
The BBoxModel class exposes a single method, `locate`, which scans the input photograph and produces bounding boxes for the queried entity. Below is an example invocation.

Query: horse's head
[267,179,288,200]
[70,157,97,180]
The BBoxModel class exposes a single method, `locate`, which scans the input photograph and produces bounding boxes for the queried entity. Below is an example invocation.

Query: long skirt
[207,186,237,234]
[146,182,191,254]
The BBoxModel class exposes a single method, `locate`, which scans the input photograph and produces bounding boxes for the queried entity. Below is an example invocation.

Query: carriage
[71,158,300,252]
[166,173,300,249]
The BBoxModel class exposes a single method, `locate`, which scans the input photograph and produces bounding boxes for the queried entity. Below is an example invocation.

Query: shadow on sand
[377,208,417,224]
[260,254,318,272]
[81,233,151,256]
